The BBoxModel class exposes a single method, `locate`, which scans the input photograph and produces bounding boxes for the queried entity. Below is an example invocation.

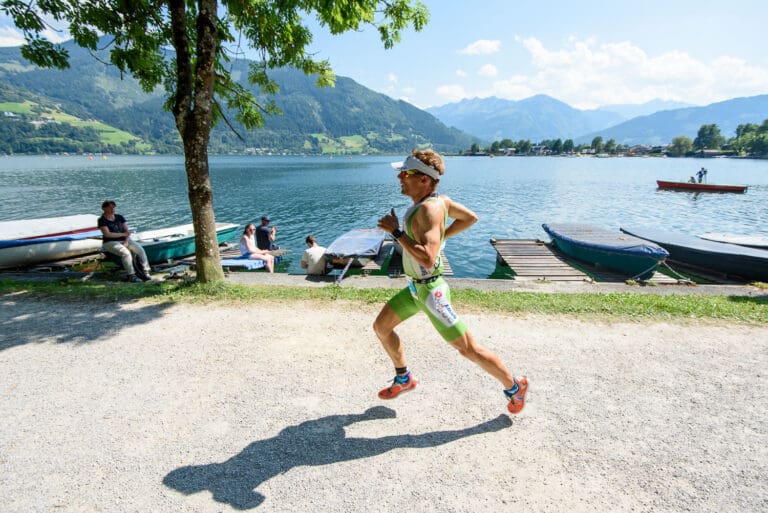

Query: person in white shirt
[301,235,329,275]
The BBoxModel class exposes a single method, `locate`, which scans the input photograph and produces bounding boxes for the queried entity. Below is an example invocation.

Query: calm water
[2,154,767,277]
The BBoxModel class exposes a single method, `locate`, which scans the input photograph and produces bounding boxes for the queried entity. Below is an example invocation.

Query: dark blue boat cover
[543,223,669,258]
[0,229,103,249]
[620,226,768,259]
[325,229,386,258]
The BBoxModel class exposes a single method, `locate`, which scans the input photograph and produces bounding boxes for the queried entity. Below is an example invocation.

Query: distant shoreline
[2,152,767,160]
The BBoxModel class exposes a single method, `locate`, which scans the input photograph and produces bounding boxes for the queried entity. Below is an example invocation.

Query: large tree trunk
[184,141,224,283]
[171,0,224,283]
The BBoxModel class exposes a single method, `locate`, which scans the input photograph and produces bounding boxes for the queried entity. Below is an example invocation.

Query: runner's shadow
[163,406,511,509]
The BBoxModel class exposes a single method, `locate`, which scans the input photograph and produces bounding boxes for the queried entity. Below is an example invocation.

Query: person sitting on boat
[98,200,151,282]
[301,234,330,275]
[256,215,278,250]
[688,176,696,183]
[239,223,275,273]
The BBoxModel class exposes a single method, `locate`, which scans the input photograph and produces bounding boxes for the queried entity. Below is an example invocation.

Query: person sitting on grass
[239,223,274,273]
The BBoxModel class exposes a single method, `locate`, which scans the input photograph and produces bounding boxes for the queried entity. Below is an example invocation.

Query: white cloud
[0,26,25,47]
[491,36,768,108]
[436,84,468,103]
[459,39,501,56]
[490,75,535,101]
[456,69,467,78]
[478,64,498,78]
[0,15,71,47]
[387,73,398,84]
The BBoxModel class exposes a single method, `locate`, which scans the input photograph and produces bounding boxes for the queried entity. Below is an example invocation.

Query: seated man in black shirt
[98,200,151,282]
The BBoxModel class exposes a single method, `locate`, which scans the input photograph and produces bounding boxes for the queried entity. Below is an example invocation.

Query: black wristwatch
[392,228,405,239]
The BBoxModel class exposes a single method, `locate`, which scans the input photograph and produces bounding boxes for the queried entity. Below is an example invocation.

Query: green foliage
[669,135,693,157]
[693,123,726,150]
[0,43,471,155]
[729,119,768,156]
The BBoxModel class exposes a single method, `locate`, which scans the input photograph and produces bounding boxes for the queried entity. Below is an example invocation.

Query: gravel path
[1,294,766,512]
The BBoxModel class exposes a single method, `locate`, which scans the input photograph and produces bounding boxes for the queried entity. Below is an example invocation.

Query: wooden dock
[490,238,679,284]
[491,239,589,282]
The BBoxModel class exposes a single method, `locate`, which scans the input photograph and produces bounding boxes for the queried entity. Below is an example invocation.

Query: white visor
[390,155,441,181]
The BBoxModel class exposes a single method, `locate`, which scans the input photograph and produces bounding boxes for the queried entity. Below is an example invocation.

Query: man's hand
[377,208,399,234]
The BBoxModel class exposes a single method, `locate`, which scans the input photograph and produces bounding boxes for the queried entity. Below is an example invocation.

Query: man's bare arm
[442,196,478,239]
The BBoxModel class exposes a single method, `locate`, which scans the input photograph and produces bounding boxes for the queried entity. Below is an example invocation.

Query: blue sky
[303,0,768,109]
[2,0,767,109]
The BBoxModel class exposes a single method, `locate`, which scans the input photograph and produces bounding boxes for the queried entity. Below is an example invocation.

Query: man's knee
[449,334,480,361]
[373,305,398,338]
[373,317,389,338]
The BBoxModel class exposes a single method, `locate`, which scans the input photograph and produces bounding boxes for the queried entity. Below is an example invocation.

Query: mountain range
[1,38,766,154]
[426,95,768,145]
[0,39,473,155]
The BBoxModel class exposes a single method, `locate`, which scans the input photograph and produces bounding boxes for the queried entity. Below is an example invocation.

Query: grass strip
[1,278,766,324]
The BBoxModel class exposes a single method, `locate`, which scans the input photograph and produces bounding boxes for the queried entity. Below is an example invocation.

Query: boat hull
[656,180,746,193]
[325,228,386,268]
[698,233,768,250]
[0,237,102,269]
[621,226,768,282]
[134,223,240,264]
[0,214,102,269]
[0,214,99,240]
[542,223,668,280]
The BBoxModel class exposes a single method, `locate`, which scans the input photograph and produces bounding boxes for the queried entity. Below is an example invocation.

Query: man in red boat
[98,200,151,282]
[373,149,528,415]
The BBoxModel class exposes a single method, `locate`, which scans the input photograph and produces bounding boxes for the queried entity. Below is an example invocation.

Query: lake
[1,154,767,277]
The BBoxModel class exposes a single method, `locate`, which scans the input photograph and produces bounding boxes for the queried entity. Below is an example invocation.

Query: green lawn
[1,279,765,324]
[0,101,35,114]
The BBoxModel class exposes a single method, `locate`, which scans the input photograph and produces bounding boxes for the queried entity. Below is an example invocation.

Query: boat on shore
[0,214,100,240]
[542,223,669,280]
[325,228,386,268]
[133,222,240,264]
[656,180,747,193]
[621,226,768,282]
[0,214,102,269]
[698,233,768,250]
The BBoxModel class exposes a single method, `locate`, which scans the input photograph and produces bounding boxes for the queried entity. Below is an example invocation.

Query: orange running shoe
[504,376,528,414]
[378,373,417,400]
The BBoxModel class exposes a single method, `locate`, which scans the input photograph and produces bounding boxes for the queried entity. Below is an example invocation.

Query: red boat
[656,180,747,193]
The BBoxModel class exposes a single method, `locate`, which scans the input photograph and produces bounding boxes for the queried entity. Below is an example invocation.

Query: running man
[374,149,528,414]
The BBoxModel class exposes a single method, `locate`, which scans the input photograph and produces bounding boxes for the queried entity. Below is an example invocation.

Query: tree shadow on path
[0,294,173,351]
[164,406,512,509]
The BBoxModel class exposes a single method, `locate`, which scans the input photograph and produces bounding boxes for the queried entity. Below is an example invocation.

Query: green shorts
[387,277,467,342]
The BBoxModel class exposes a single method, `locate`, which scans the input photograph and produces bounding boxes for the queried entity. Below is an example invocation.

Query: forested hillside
[0,40,473,155]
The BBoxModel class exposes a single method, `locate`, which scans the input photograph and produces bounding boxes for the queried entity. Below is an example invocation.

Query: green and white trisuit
[387,195,468,342]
